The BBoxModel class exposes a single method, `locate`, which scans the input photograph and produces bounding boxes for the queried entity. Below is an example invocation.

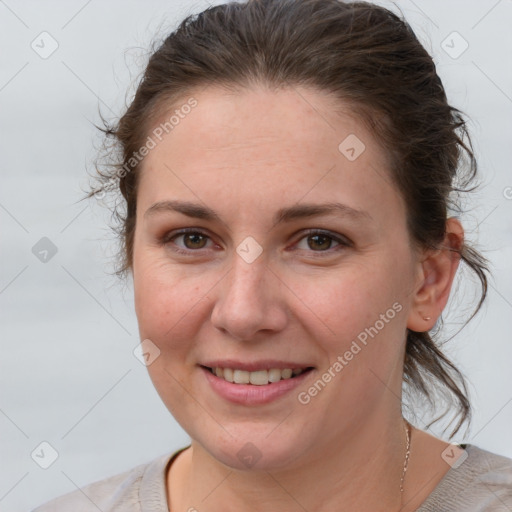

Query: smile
[204,366,314,385]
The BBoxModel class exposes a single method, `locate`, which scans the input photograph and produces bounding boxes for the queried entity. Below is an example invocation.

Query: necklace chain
[400,420,411,494]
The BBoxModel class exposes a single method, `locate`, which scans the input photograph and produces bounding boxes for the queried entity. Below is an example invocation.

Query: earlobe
[406,218,464,332]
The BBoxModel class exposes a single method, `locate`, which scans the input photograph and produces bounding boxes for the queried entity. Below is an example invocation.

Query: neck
[168,414,410,512]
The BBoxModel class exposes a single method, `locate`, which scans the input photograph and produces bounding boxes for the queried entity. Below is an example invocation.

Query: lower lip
[201,366,314,405]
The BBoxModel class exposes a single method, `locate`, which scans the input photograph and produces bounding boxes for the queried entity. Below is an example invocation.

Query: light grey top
[32,444,512,511]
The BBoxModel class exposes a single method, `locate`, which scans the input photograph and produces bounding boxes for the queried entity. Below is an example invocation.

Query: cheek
[309,263,406,336]
[134,250,184,336]
[298,270,408,409]
[135,273,195,339]
[297,258,411,388]
[133,250,216,350]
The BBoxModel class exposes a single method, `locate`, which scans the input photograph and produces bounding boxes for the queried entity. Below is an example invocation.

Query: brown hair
[92,0,489,438]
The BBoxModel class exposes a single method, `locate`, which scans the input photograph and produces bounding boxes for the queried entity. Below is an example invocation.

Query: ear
[407,217,464,332]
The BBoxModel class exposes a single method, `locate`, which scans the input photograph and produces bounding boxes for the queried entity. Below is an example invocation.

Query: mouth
[200,365,315,386]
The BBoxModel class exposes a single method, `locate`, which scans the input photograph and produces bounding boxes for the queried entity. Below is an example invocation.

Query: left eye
[294,230,349,252]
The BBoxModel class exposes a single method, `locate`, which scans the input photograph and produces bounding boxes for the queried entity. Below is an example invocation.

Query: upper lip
[200,360,314,372]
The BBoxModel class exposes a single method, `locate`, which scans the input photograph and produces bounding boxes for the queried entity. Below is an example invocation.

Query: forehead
[146,85,381,162]
[137,85,402,223]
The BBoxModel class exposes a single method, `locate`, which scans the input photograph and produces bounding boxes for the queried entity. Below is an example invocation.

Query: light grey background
[0,1,511,511]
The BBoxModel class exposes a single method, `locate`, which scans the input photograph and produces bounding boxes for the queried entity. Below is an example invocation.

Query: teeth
[268,368,282,383]
[281,369,293,379]
[233,369,250,384]
[210,367,306,385]
[249,370,268,385]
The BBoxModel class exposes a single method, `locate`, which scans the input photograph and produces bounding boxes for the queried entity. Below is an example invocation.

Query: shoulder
[418,444,512,511]
[31,461,149,512]
[31,448,187,512]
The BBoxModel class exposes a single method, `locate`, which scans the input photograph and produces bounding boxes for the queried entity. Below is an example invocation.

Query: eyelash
[161,228,352,257]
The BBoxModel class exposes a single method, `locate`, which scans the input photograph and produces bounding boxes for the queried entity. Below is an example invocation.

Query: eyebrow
[144,200,372,226]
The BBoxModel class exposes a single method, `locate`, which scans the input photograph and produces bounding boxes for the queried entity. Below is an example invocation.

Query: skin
[131,84,464,511]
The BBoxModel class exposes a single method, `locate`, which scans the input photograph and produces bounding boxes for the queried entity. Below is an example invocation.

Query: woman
[33,0,512,510]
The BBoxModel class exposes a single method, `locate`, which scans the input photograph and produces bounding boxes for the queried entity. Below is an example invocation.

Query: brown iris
[307,234,333,251]
[183,232,208,250]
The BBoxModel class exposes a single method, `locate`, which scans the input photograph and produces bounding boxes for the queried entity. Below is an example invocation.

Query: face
[132,85,422,470]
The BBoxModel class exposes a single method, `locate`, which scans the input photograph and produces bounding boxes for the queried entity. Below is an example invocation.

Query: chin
[196,430,308,472]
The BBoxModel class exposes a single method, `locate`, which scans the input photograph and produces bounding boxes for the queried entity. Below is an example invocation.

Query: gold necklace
[400,420,412,494]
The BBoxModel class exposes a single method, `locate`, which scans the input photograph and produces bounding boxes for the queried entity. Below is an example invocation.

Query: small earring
[423,316,431,321]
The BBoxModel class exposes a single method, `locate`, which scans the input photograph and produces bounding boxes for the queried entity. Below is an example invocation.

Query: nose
[210,254,288,341]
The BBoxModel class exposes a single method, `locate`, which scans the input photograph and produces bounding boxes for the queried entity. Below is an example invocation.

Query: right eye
[163,229,216,255]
